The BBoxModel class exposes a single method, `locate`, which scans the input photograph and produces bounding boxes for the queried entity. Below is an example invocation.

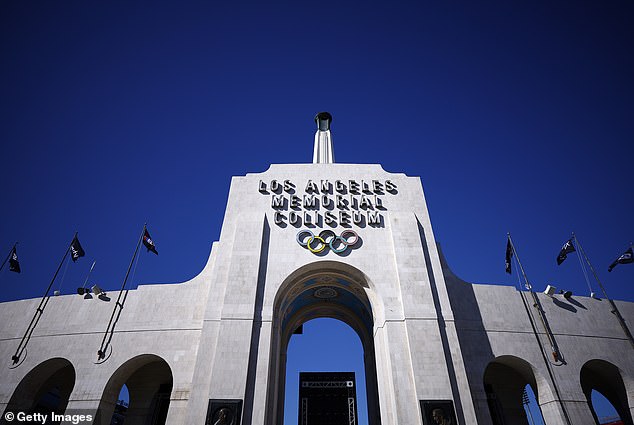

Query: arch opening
[581,359,633,425]
[110,384,130,425]
[95,354,173,425]
[285,318,368,425]
[268,262,381,425]
[3,358,76,421]
[591,390,622,424]
[483,356,545,425]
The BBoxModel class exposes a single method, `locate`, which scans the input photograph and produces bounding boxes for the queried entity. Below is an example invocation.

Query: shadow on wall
[2,358,76,424]
[417,220,493,425]
[437,240,541,425]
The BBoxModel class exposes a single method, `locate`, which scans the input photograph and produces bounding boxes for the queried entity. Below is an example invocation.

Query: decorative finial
[315,112,332,131]
[313,112,335,164]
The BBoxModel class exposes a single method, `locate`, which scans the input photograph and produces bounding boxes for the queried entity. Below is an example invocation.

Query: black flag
[608,247,633,272]
[505,238,513,274]
[143,228,158,255]
[9,246,20,273]
[556,239,576,265]
[70,235,85,262]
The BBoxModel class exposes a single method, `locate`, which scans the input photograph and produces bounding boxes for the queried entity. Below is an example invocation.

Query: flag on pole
[608,247,633,272]
[9,246,20,273]
[556,239,576,265]
[70,235,85,262]
[143,228,158,255]
[505,238,513,274]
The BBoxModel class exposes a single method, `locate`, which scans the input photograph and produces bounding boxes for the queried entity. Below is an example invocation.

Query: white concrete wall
[1,163,632,425]
[443,256,634,425]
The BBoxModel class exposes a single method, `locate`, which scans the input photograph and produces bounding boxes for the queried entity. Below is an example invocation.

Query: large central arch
[267,261,382,425]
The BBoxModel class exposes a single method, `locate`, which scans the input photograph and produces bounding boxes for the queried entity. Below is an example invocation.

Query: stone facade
[1,158,633,425]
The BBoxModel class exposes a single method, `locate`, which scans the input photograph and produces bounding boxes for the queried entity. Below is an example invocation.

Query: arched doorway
[285,318,369,424]
[267,261,382,425]
[580,359,633,425]
[95,354,173,425]
[483,356,546,425]
[3,358,75,421]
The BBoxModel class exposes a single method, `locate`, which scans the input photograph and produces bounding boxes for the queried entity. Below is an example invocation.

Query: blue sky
[1,1,632,423]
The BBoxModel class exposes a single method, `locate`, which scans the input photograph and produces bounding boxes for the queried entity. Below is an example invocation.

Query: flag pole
[507,233,573,425]
[0,242,17,272]
[573,234,634,350]
[508,233,533,290]
[508,233,562,360]
[11,234,75,364]
[80,260,97,293]
[97,224,146,360]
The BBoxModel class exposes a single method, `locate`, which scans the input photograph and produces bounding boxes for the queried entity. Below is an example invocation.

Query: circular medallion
[314,287,338,299]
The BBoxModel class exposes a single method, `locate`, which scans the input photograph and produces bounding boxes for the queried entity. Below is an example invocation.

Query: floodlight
[543,285,556,296]
[559,290,573,299]
[92,285,104,296]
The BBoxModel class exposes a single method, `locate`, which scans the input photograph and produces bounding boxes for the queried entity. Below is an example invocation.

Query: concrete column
[185,323,221,424]
[244,320,272,425]
[184,211,267,424]
[207,213,268,416]
[383,321,423,425]
[164,397,188,425]
[443,321,480,425]
[373,325,398,424]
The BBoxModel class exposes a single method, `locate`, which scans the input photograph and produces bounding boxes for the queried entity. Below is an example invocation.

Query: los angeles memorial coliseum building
[1,113,633,425]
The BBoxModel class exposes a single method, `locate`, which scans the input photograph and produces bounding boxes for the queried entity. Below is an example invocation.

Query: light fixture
[559,289,573,299]
[53,290,60,296]
[544,285,556,296]
[78,261,97,299]
[91,285,105,297]
[77,287,94,299]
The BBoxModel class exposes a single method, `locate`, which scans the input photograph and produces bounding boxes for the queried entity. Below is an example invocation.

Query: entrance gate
[269,263,382,425]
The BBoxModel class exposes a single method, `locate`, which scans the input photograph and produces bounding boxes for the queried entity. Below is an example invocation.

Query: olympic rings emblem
[296,229,360,254]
